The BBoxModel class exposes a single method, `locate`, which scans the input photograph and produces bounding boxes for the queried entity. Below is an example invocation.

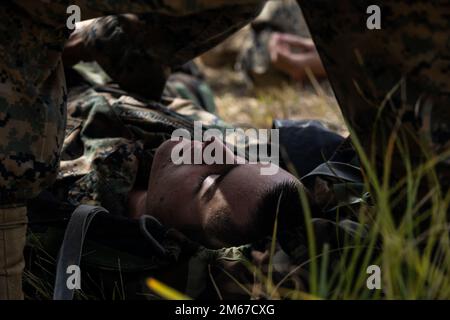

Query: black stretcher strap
[53,205,170,300]
[138,215,168,258]
[53,205,108,300]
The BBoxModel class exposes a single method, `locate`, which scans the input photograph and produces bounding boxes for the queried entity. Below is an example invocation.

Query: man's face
[146,138,299,247]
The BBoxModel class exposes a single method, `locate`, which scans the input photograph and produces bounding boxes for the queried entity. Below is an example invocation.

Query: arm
[63,4,264,98]
[268,32,326,82]
[15,0,266,20]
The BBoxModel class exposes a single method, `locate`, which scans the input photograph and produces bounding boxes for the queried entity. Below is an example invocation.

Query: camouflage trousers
[299,0,450,193]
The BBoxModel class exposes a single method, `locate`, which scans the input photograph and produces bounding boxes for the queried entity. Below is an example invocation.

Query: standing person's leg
[0,2,67,299]
[299,0,450,191]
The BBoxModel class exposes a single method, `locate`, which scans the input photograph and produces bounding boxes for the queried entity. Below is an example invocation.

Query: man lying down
[42,65,364,298]
[27,14,363,299]
[61,70,305,250]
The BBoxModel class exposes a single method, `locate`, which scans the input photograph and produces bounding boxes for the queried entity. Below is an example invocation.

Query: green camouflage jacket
[59,81,230,216]
[25,71,259,299]
[0,0,266,206]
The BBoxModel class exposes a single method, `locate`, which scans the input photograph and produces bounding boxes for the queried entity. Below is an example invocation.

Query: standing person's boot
[0,206,28,300]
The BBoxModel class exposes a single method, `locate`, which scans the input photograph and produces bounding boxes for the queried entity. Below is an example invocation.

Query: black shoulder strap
[53,205,108,300]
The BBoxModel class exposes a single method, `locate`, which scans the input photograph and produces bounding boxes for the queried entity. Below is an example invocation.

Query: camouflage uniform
[58,83,228,215]
[0,0,266,299]
[25,70,257,299]
[299,0,450,193]
[27,70,357,299]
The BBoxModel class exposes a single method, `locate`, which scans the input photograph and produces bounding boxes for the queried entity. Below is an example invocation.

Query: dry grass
[196,58,347,136]
[192,57,450,300]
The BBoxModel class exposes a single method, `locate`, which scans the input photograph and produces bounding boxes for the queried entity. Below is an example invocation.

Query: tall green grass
[209,119,449,300]
[147,131,449,300]
[25,64,450,300]
[231,69,449,300]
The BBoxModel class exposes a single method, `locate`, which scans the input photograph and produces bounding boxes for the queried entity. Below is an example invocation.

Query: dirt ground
[194,4,348,137]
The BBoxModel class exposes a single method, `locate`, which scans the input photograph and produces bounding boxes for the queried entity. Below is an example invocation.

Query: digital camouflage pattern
[0,0,266,207]
[164,62,218,114]
[71,6,265,100]
[32,73,360,299]
[28,74,263,299]
[0,1,67,206]
[15,0,265,20]
[299,0,450,192]
[0,0,266,299]
[58,82,232,215]
[4,0,448,298]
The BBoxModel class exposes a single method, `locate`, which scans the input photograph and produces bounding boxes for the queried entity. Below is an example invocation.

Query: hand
[268,32,326,82]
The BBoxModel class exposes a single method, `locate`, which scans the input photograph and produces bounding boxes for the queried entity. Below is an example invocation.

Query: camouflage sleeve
[0,0,264,206]
[75,0,264,17]
[68,4,263,99]
[14,0,266,22]
[299,0,450,190]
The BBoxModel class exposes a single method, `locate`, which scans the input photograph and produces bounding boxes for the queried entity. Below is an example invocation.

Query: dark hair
[251,180,306,236]
[204,179,308,248]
